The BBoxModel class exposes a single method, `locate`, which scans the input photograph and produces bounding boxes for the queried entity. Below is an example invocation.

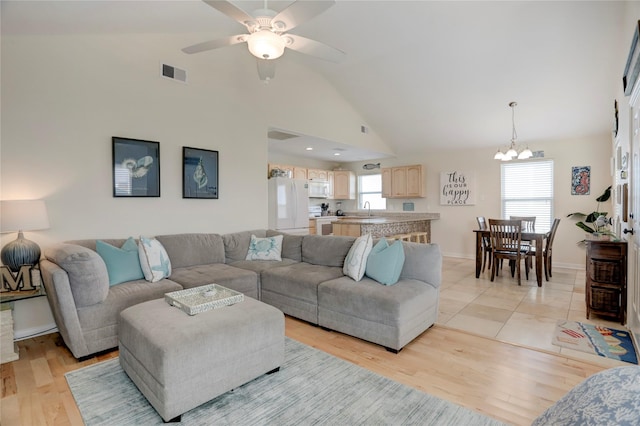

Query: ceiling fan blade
[202,0,256,28]
[257,59,276,82]
[285,34,345,63]
[182,35,247,54]
[271,0,335,32]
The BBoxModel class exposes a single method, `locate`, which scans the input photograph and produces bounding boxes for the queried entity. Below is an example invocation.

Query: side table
[1,267,46,364]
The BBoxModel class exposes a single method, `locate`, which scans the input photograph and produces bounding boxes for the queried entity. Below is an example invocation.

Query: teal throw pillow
[96,238,144,286]
[365,238,405,285]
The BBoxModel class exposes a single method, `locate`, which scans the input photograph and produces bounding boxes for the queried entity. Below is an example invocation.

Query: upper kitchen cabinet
[382,165,424,198]
[293,167,307,180]
[327,171,335,199]
[333,170,355,200]
[268,163,307,179]
[307,168,329,181]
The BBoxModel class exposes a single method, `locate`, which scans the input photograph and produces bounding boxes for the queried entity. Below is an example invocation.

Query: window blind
[501,160,554,233]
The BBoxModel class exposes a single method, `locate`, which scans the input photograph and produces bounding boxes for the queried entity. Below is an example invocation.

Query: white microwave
[308,180,329,198]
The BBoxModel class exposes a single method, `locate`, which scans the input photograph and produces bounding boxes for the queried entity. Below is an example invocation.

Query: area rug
[66,338,505,426]
[552,320,638,364]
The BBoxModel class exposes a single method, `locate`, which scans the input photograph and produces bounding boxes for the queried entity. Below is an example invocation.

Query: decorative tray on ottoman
[165,284,244,316]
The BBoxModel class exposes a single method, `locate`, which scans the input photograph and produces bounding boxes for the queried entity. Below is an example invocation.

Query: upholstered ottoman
[118,296,284,422]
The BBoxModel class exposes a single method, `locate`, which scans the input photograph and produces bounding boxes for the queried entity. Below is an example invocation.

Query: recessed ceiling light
[334,152,341,156]
[306,147,313,151]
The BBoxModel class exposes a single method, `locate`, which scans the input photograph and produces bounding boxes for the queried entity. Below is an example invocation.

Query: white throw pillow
[138,236,172,282]
[343,233,373,281]
[246,234,283,261]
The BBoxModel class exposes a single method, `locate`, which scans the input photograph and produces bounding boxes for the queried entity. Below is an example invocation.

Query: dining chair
[476,216,492,273]
[488,219,530,285]
[544,218,560,279]
[510,216,536,232]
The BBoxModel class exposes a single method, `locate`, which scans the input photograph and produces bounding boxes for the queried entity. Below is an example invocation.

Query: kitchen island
[332,213,439,242]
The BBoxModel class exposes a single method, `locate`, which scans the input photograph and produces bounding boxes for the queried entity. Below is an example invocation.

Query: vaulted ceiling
[1,1,629,161]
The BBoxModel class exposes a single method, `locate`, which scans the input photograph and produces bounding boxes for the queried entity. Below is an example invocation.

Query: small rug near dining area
[552,320,638,364]
[66,338,505,426]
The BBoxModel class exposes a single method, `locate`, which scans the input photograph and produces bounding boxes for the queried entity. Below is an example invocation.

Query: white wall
[0,32,391,336]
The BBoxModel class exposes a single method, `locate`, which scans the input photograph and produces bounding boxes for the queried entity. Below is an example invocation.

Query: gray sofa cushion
[155,233,225,268]
[223,230,267,262]
[229,259,298,274]
[400,242,442,288]
[77,278,182,355]
[266,230,303,261]
[302,235,356,267]
[169,264,259,298]
[66,238,128,251]
[44,243,110,308]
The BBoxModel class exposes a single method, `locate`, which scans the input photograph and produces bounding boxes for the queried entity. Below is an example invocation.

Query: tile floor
[438,256,632,367]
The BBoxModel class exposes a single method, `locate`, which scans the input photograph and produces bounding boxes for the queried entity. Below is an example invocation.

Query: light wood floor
[1,316,610,426]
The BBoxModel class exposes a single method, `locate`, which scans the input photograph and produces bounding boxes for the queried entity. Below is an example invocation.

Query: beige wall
[347,134,612,268]
[0,32,391,336]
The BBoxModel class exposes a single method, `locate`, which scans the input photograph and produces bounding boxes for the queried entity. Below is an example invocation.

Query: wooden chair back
[489,219,522,253]
[546,218,560,250]
[476,216,488,230]
[510,216,536,232]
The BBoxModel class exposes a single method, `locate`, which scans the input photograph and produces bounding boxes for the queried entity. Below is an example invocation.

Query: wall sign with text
[440,171,475,205]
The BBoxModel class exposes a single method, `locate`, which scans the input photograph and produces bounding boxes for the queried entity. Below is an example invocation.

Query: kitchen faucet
[363,201,371,216]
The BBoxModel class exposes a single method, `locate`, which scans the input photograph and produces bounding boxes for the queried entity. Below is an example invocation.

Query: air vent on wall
[268,130,299,141]
[160,63,187,83]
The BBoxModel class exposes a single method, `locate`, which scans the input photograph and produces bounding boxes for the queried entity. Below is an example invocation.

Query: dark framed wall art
[112,137,160,197]
[183,147,219,199]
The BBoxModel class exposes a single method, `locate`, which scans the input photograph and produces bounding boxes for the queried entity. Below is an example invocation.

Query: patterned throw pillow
[245,234,283,261]
[138,236,172,282]
[343,233,373,281]
[96,237,144,286]
[365,238,405,285]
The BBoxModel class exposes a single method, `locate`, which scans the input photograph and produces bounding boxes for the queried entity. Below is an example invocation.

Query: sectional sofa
[39,230,442,359]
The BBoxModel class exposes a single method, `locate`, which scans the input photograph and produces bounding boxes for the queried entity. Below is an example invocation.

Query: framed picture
[623,20,640,96]
[112,137,160,197]
[183,147,219,199]
[571,166,590,195]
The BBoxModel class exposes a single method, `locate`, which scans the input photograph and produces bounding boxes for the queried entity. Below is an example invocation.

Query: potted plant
[567,186,616,241]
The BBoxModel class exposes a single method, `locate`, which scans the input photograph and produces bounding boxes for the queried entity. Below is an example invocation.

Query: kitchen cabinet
[333,171,355,200]
[327,171,335,199]
[381,165,424,198]
[307,169,329,181]
[293,167,307,180]
[585,240,627,324]
[268,163,307,179]
[381,168,392,198]
[332,222,362,237]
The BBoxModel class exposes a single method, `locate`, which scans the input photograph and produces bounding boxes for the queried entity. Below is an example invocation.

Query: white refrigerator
[268,178,310,235]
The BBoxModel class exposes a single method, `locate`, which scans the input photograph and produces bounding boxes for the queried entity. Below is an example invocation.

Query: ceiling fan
[182,0,346,81]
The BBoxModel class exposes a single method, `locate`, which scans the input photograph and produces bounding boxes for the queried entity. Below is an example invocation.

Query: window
[358,174,386,210]
[501,160,553,233]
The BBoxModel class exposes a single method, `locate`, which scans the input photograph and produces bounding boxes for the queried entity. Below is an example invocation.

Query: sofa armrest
[39,259,90,358]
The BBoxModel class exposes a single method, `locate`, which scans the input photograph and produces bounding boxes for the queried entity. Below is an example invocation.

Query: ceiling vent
[161,63,187,83]
[268,130,299,140]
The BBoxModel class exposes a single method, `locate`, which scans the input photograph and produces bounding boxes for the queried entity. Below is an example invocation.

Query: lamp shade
[247,30,285,60]
[1,200,50,233]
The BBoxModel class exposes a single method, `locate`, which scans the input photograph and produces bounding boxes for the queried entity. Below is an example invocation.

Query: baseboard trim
[14,323,58,341]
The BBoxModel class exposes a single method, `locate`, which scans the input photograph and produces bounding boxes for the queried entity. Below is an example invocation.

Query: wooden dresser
[585,240,627,324]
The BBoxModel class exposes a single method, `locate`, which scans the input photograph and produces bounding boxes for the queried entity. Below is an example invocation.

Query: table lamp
[1,200,50,272]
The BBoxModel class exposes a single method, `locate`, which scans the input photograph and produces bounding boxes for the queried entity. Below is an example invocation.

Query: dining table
[473,229,549,287]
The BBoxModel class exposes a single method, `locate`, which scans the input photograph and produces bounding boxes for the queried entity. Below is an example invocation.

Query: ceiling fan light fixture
[247,29,285,60]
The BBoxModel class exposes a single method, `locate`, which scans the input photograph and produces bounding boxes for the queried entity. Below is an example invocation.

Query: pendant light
[494,101,533,161]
